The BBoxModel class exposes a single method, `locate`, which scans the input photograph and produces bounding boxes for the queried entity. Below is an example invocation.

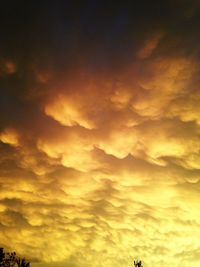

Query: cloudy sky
[0,1,200,267]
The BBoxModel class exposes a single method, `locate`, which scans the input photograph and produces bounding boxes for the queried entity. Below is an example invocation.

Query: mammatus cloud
[1,1,200,267]
[136,31,165,60]
[0,128,19,147]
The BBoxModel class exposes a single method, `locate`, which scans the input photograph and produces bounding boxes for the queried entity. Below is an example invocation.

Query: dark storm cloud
[0,0,200,128]
[1,0,200,67]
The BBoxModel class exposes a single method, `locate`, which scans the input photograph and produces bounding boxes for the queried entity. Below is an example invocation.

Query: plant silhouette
[134,260,143,267]
[0,248,30,267]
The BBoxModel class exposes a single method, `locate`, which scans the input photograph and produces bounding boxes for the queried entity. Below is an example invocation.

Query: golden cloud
[0,51,200,267]
[0,128,19,147]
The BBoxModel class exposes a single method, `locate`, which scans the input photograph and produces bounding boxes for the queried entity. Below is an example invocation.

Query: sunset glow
[0,1,200,267]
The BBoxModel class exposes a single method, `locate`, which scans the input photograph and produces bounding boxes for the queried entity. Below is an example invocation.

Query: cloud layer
[0,1,200,267]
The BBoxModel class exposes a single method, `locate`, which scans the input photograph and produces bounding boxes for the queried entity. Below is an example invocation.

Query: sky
[0,1,200,267]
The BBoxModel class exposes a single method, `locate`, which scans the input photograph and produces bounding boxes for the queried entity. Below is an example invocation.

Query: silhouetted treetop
[0,248,30,267]
[134,260,143,267]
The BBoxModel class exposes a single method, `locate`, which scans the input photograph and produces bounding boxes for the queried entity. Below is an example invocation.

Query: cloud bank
[0,1,200,267]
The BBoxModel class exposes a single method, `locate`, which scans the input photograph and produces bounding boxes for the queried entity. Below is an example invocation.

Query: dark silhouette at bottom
[134,260,143,267]
[0,248,30,267]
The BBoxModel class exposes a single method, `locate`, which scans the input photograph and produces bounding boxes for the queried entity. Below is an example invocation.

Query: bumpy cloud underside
[0,1,200,267]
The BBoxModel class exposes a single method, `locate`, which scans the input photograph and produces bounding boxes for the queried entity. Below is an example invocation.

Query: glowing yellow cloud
[45,94,95,129]
[0,128,19,146]
[0,53,200,267]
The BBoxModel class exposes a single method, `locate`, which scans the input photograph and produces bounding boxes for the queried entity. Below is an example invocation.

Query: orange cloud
[136,31,165,59]
[0,128,19,147]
